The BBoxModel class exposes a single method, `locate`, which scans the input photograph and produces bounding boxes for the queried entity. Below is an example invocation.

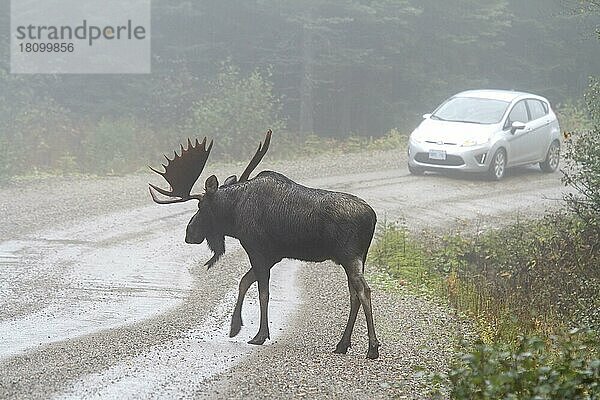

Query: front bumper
[408,140,492,172]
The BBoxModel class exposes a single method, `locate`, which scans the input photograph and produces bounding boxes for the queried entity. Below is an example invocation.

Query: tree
[561,1,600,223]
[562,125,600,220]
[188,64,286,159]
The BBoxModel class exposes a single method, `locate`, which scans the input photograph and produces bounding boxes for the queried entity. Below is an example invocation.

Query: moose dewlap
[149,130,380,359]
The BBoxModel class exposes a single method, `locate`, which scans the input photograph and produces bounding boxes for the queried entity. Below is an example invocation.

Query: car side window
[527,99,548,120]
[505,100,529,129]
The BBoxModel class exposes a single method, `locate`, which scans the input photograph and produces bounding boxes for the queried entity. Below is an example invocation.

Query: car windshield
[432,97,510,124]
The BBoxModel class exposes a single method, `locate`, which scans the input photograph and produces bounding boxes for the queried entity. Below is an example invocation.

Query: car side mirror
[422,113,432,119]
[510,121,526,134]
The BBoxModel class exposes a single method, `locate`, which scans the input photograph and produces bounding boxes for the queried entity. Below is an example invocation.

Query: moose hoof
[229,319,242,338]
[366,344,380,359]
[248,333,269,345]
[333,341,350,354]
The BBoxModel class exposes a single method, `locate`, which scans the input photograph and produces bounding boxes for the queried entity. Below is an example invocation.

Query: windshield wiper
[430,114,447,121]
[447,119,486,125]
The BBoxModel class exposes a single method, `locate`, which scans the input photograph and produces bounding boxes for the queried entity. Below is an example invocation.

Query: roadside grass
[0,129,408,182]
[300,129,408,155]
[369,215,600,398]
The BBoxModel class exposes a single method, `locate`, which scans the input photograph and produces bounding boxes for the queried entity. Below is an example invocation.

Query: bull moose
[149,130,380,359]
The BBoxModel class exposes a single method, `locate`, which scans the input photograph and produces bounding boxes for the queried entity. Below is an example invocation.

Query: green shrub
[369,222,445,297]
[9,99,79,173]
[448,329,600,400]
[372,217,600,397]
[586,77,600,126]
[561,77,600,221]
[270,129,407,160]
[372,213,600,341]
[562,122,600,221]
[556,100,594,134]
[189,64,286,160]
[366,128,409,151]
[82,118,141,175]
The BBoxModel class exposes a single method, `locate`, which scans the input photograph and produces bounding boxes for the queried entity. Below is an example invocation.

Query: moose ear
[223,175,238,186]
[205,175,219,194]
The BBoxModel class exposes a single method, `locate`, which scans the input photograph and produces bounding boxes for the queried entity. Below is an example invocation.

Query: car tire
[408,163,425,176]
[540,140,560,173]
[488,148,507,181]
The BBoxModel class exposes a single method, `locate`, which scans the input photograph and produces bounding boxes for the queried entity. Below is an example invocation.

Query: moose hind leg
[248,269,271,345]
[230,269,256,337]
[334,280,361,354]
[345,259,380,359]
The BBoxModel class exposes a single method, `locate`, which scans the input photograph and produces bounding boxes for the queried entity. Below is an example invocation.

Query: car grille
[425,140,457,146]
[414,152,465,166]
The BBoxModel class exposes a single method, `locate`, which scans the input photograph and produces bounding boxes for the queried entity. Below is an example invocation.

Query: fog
[0,0,599,176]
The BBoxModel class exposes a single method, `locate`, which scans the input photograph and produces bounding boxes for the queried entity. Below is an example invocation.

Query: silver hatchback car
[407,90,561,180]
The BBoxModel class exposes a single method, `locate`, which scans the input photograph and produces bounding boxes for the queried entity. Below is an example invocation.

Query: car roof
[453,89,548,103]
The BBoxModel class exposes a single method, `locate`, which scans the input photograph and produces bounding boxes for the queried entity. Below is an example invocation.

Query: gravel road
[0,149,567,399]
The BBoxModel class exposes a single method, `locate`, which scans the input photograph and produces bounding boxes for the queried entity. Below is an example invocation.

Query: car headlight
[461,138,488,147]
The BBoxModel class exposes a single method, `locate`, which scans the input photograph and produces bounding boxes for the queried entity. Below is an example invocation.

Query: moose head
[149,130,271,267]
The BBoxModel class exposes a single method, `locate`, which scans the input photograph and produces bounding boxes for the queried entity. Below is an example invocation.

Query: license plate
[429,149,447,160]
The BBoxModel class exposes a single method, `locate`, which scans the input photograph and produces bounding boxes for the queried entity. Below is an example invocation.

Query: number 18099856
[19,42,75,53]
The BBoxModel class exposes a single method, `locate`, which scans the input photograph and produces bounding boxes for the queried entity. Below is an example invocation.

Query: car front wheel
[540,140,560,173]
[488,148,507,180]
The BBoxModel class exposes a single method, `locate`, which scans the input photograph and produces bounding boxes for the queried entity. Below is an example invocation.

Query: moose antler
[149,137,213,204]
[239,129,272,182]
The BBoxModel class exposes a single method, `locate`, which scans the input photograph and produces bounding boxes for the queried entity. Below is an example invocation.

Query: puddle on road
[55,260,301,400]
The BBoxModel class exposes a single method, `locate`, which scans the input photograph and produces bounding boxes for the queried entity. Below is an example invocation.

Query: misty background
[0,0,599,177]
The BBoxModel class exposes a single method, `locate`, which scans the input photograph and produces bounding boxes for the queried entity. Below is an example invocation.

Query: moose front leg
[247,262,272,345]
[248,272,271,344]
[230,269,257,337]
